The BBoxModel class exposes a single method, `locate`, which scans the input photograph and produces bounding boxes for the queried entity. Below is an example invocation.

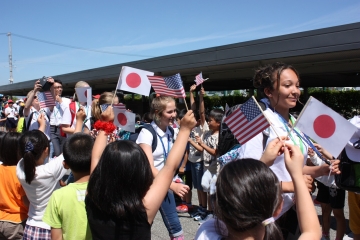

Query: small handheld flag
[37,91,55,108]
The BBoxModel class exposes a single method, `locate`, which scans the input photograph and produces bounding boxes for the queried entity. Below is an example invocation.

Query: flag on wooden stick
[224,97,269,145]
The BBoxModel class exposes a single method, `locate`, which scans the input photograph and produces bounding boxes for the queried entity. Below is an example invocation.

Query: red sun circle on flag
[126,73,141,88]
[313,115,336,138]
[117,113,128,126]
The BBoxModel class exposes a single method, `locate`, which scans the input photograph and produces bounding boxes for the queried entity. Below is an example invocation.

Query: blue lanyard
[157,132,171,160]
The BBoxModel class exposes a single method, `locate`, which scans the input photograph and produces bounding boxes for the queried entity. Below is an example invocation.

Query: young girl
[136,96,189,239]
[0,132,28,240]
[195,142,321,240]
[85,106,196,239]
[237,62,340,238]
[16,128,68,239]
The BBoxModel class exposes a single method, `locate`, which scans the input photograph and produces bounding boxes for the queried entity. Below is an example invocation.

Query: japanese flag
[294,97,357,157]
[113,108,135,133]
[75,87,92,106]
[116,66,154,96]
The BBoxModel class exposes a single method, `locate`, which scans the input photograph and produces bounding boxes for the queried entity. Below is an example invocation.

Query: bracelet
[93,120,116,135]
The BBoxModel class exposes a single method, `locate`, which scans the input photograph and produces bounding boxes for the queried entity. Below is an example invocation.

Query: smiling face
[52,82,63,97]
[265,69,300,112]
[159,100,177,127]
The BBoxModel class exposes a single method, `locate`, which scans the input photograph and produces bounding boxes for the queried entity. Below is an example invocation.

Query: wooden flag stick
[252,96,283,141]
[111,91,117,106]
[183,98,189,111]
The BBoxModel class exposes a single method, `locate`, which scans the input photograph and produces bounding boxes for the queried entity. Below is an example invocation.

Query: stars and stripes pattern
[100,103,126,113]
[224,97,269,145]
[148,73,186,98]
[37,91,55,108]
[194,72,205,86]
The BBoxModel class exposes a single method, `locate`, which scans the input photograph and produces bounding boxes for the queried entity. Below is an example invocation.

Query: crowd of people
[0,62,359,240]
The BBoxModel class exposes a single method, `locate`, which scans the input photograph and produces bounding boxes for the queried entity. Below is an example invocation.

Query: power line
[7,33,155,58]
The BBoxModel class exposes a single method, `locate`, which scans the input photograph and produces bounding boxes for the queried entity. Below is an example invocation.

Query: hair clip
[262,217,275,226]
[24,141,34,153]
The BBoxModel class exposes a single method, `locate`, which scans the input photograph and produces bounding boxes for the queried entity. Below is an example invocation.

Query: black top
[85,196,151,240]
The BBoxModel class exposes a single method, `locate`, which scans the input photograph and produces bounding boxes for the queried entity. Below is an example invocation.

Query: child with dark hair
[0,132,28,240]
[187,85,209,219]
[142,112,153,123]
[43,133,94,240]
[16,108,87,240]
[194,107,224,222]
[196,142,321,240]
[85,106,196,240]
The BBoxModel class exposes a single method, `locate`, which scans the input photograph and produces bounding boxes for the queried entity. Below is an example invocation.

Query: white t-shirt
[49,97,71,126]
[136,121,174,171]
[24,107,51,140]
[189,122,209,163]
[237,108,308,218]
[61,102,91,137]
[16,154,68,229]
[5,106,17,118]
[195,218,227,240]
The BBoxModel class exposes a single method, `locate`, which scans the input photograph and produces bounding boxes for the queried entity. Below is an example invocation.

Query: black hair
[0,132,21,165]
[54,79,63,85]
[19,130,49,184]
[63,133,93,173]
[18,106,24,118]
[142,112,153,123]
[177,109,187,120]
[135,114,141,123]
[253,62,299,98]
[87,140,153,225]
[215,159,283,240]
[209,109,224,123]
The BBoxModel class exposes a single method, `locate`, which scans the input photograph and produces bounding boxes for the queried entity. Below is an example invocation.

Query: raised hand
[179,110,196,131]
[260,136,287,166]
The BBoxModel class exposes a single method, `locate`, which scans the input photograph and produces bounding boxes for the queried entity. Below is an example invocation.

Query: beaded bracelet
[93,120,116,135]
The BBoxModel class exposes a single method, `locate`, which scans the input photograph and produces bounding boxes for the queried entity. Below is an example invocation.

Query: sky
[0,0,360,87]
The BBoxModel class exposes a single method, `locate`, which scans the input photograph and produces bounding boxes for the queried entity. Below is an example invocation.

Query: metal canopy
[1,22,360,96]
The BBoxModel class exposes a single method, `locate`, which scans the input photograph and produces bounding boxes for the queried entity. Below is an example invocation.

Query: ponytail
[19,130,49,184]
[91,98,101,121]
[264,222,283,240]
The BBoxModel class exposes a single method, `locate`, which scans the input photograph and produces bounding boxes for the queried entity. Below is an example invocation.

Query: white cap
[344,116,360,162]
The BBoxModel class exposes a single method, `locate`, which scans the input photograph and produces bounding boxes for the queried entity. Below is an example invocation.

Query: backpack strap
[25,112,35,132]
[141,124,158,152]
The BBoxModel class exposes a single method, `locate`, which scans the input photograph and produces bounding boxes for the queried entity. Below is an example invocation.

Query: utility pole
[7,32,13,84]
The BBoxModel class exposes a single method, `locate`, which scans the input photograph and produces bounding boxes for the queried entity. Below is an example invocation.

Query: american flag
[224,97,269,145]
[37,91,55,108]
[148,73,186,98]
[100,103,126,112]
[194,72,205,86]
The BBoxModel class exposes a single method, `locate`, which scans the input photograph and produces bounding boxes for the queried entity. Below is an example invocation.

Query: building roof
[2,22,360,96]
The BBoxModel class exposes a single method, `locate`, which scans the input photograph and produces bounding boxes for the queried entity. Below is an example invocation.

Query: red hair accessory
[93,120,116,135]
